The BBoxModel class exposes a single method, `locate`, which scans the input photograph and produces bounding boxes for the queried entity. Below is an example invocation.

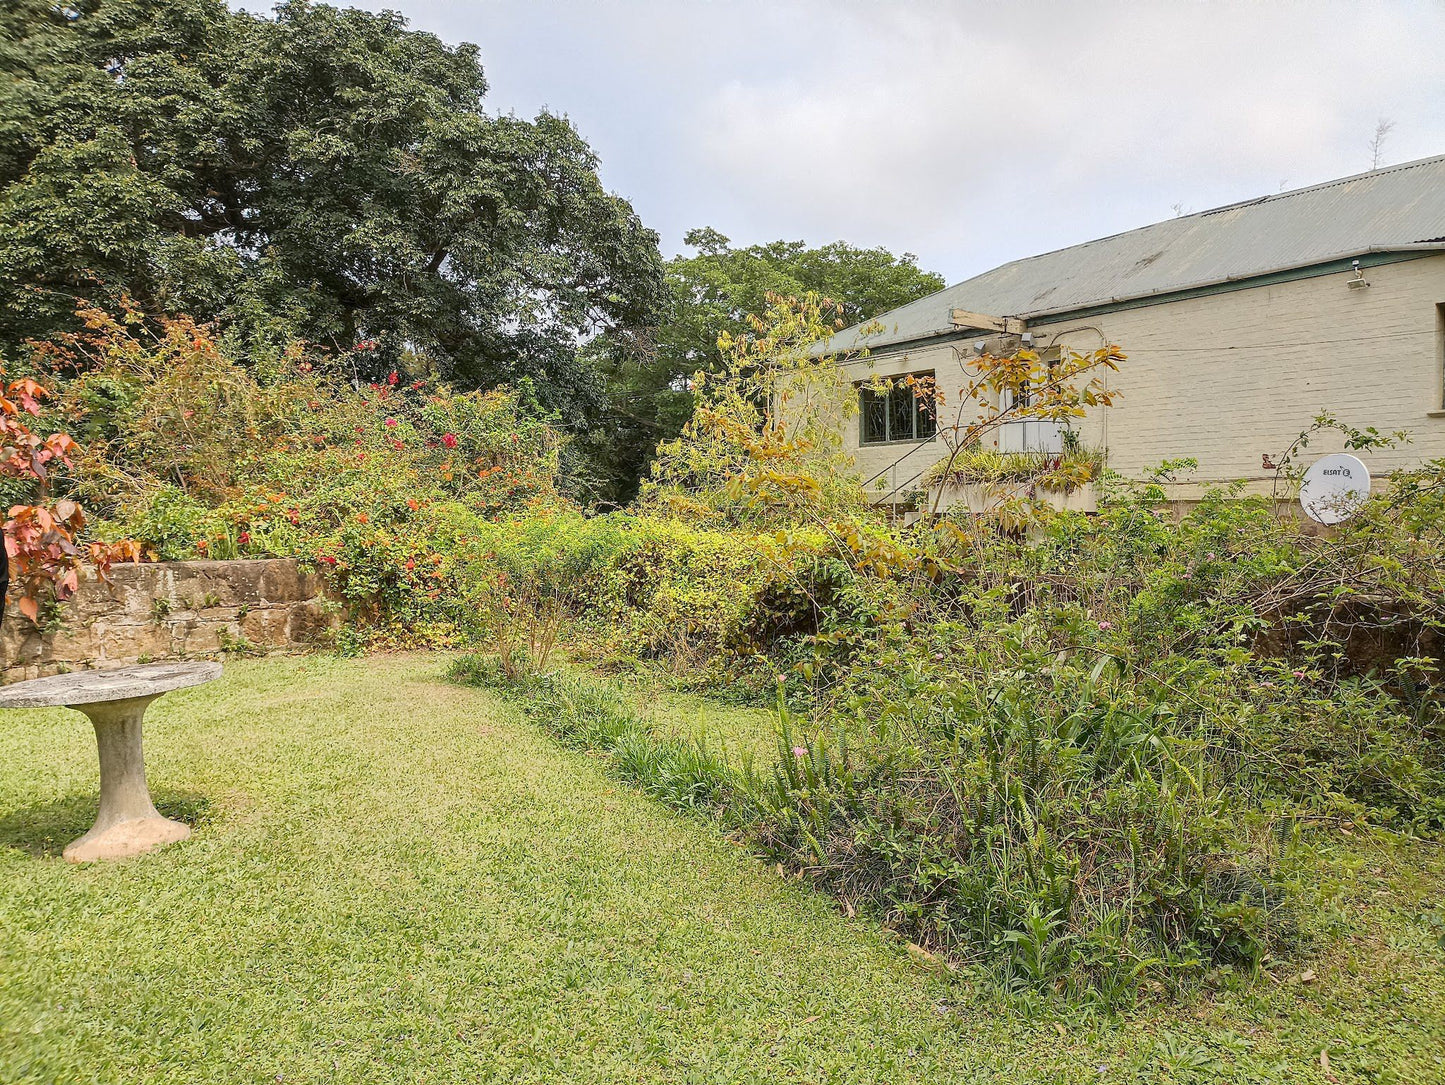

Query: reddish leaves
[0,375,145,623]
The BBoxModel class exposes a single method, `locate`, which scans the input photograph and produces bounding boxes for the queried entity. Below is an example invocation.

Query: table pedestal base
[64,695,190,863]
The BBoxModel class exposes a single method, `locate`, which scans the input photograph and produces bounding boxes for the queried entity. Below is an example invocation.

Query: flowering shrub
[45,307,565,642]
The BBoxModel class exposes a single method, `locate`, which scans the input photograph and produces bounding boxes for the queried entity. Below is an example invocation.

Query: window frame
[858,371,937,446]
[1435,303,1445,414]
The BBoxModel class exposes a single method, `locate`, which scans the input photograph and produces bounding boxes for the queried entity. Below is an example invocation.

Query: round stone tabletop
[0,661,223,709]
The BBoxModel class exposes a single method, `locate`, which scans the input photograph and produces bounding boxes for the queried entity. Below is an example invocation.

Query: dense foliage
[0,0,664,424]
[450,461,1443,1003]
[39,305,564,644]
[584,229,946,502]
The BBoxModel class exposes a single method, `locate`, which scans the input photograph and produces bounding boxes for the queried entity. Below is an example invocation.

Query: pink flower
[441,432,458,449]
[792,746,807,759]
[1292,670,1306,679]
[1097,620,1112,631]
[384,418,398,428]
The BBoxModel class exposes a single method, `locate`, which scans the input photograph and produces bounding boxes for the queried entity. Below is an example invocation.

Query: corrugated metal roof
[817,153,1445,354]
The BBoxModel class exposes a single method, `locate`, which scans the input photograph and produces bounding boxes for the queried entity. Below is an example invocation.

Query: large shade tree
[583,228,947,503]
[0,0,664,420]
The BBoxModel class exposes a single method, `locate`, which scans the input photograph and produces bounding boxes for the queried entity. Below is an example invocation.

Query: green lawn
[1,653,1442,1083]
[619,679,781,756]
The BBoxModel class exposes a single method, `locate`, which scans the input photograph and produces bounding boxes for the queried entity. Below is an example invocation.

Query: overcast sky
[253,1,1445,284]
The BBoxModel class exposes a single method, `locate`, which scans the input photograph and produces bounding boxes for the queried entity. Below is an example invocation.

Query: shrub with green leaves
[745,662,1294,1003]
[59,309,568,644]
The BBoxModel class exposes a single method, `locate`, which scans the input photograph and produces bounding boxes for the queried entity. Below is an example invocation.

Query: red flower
[319,554,337,566]
[238,531,251,545]
[355,339,377,352]
[441,432,458,449]
[387,371,399,386]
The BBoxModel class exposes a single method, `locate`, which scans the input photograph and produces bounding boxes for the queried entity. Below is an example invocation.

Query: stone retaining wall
[1,558,337,682]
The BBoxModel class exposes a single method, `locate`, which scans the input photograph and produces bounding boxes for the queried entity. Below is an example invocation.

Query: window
[859,372,936,444]
[1437,304,1445,411]
[999,349,1063,453]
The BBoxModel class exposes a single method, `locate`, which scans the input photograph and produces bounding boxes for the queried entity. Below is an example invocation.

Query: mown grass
[1,653,1443,1083]
[634,684,779,758]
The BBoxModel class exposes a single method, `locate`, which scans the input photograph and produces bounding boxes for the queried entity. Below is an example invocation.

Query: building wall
[0,558,338,683]
[839,253,1445,501]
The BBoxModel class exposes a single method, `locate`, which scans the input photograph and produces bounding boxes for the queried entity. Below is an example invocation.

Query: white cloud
[234,0,1445,282]
[691,2,1445,276]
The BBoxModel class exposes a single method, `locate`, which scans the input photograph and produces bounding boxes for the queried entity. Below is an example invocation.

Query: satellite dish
[1299,453,1371,524]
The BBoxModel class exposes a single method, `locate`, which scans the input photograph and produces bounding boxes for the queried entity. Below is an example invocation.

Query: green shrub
[66,312,571,645]
[741,665,1293,1003]
[120,486,220,561]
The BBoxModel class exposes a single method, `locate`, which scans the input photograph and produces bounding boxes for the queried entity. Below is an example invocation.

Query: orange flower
[356,512,370,524]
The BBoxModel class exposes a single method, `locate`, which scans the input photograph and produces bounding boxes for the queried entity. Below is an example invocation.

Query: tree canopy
[0,0,665,419]
[659,228,945,378]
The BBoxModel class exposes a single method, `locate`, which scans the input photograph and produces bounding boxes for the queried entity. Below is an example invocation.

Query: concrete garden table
[0,661,221,862]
